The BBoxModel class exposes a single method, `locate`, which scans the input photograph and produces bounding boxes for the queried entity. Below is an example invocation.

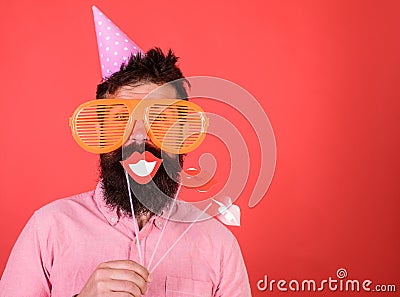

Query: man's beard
[100,142,183,217]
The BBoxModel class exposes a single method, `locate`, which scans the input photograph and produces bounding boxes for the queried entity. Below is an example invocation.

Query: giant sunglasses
[70,99,208,154]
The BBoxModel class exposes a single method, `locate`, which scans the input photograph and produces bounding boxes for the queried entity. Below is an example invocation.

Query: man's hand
[77,260,151,297]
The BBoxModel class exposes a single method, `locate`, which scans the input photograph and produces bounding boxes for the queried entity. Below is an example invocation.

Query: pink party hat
[92,6,144,77]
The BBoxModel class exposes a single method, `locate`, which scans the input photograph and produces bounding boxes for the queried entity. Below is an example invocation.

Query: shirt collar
[94,182,121,226]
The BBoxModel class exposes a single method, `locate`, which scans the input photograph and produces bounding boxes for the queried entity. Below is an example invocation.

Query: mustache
[122,142,162,160]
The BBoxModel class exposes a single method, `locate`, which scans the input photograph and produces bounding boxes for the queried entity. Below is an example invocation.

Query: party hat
[92,6,144,77]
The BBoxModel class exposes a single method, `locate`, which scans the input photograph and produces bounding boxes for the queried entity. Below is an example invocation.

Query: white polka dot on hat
[92,6,144,78]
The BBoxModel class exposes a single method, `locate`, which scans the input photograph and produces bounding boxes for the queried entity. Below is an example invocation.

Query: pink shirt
[0,183,251,297]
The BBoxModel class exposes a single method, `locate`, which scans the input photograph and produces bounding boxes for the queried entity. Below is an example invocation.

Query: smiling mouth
[129,160,157,177]
[120,151,162,184]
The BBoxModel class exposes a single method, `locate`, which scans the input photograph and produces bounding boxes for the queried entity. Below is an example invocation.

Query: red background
[0,0,399,296]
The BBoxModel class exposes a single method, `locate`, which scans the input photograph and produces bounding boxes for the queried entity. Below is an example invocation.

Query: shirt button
[111,217,117,223]
[157,220,162,227]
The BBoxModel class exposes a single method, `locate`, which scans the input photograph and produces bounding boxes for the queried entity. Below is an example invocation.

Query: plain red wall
[1,0,399,296]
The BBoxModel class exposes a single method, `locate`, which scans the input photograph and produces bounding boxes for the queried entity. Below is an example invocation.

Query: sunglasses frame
[69,98,209,154]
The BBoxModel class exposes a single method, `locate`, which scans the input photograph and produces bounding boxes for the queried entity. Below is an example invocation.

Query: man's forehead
[114,83,178,99]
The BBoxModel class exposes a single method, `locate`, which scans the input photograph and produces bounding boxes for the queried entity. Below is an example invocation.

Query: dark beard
[100,142,183,218]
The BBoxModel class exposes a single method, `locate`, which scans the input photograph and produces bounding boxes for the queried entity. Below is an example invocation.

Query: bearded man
[0,48,251,297]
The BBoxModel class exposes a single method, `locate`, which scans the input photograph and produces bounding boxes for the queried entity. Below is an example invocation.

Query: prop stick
[149,202,212,273]
[148,165,217,270]
[147,195,178,271]
[125,170,143,266]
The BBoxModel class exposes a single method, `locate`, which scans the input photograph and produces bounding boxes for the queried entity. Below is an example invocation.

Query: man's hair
[96,47,188,99]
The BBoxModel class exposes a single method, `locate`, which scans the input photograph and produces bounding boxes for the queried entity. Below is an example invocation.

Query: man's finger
[100,260,150,281]
[107,269,147,294]
[104,279,143,296]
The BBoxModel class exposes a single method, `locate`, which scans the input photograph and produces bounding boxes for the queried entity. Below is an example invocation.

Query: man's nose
[128,119,149,143]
